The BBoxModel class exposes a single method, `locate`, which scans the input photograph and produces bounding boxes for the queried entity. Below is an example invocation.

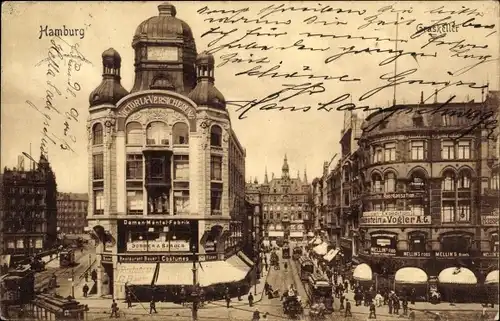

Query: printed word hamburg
[39,25,85,40]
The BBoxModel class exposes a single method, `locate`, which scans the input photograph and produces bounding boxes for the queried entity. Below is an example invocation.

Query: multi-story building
[1,154,58,261]
[352,91,499,284]
[56,193,89,235]
[251,156,313,242]
[86,2,250,299]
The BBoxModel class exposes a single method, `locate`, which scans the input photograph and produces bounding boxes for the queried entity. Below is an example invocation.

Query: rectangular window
[93,154,104,180]
[35,239,43,249]
[94,190,104,214]
[441,202,455,222]
[210,156,222,181]
[411,141,425,160]
[373,148,383,163]
[457,141,471,159]
[373,202,383,211]
[441,140,455,160]
[127,190,143,215]
[457,202,471,222]
[410,204,424,216]
[384,143,396,161]
[174,190,190,214]
[385,202,396,211]
[7,240,15,248]
[16,239,24,249]
[174,155,189,180]
[210,183,223,214]
[126,154,143,179]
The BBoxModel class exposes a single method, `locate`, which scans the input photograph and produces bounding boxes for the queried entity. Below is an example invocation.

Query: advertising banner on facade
[126,240,190,252]
[481,215,499,226]
[360,215,431,225]
[370,247,396,256]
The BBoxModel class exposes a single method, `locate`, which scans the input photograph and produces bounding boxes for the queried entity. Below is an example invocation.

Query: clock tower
[131,2,197,95]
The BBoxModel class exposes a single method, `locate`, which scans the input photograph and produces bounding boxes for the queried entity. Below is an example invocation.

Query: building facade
[56,193,89,235]
[248,156,313,242]
[1,155,58,261]
[352,92,499,280]
[86,3,250,299]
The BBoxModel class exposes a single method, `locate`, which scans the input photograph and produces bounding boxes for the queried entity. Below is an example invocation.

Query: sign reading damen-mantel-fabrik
[118,94,196,119]
[122,219,194,226]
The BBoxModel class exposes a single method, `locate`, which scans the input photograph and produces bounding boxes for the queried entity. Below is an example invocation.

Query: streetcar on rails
[59,249,76,267]
[298,257,314,281]
[282,244,291,259]
[307,274,332,303]
[292,247,303,260]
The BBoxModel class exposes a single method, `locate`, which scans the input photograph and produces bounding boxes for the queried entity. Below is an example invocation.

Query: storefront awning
[353,263,373,281]
[155,256,249,287]
[438,267,477,285]
[237,251,254,268]
[116,263,156,286]
[290,231,304,238]
[268,231,284,237]
[313,242,328,256]
[484,270,499,285]
[323,249,339,262]
[307,232,314,237]
[395,267,428,284]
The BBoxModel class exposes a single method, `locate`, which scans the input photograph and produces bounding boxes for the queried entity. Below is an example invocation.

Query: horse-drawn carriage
[270,252,280,270]
[292,247,303,260]
[282,295,303,319]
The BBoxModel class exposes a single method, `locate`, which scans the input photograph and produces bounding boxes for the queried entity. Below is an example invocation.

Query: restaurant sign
[117,253,220,263]
[360,215,431,225]
[481,215,499,226]
[126,240,190,252]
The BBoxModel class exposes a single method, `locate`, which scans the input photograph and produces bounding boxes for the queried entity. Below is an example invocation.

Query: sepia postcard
[1,1,499,320]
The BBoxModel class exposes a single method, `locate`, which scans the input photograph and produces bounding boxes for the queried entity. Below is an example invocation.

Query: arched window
[441,171,455,191]
[126,122,143,145]
[408,232,427,252]
[491,173,500,190]
[384,172,396,193]
[173,122,189,145]
[146,122,168,145]
[457,170,471,189]
[344,164,351,182]
[372,173,383,193]
[92,123,103,145]
[210,125,222,147]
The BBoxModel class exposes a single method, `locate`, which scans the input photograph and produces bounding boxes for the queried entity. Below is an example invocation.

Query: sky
[1,1,499,193]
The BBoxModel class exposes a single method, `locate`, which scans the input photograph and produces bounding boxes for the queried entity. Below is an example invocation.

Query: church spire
[282,154,289,179]
[264,167,269,184]
[303,167,308,184]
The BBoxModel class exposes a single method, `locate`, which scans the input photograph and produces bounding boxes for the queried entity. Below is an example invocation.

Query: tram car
[298,257,314,281]
[270,251,280,270]
[282,244,291,259]
[0,265,35,306]
[292,247,303,260]
[59,249,76,268]
[308,274,332,303]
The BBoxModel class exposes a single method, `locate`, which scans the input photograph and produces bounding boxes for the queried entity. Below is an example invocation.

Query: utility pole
[191,246,199,321]
[71,268,75,298]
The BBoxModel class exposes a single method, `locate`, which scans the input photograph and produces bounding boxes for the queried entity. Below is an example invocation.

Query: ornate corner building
[320,92,499,282]
[86,3,250,299]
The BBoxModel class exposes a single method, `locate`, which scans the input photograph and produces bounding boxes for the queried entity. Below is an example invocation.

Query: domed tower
[188,52,226,111]
[89,48,129,107]
[282,154,290,180]
[131,2,197,94]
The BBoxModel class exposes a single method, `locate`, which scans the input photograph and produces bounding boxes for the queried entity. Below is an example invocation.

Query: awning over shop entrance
[268,231,284,237]
[290,231,304,238]
[313,242,328,256]
[155,256,250,286]
[307,232,314,237]
[323,249,339,262]
[395,267,428,284]
[116,263,156,285]
[353,263,373,281]
[438,267,477,285]
[484,270,499,285]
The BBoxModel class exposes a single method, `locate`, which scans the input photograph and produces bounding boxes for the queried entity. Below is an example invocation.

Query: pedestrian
[284,261,288,271]
[253,309,261,321]
[344,279,349,293]
[180,285,186,306]
[237,286,242,301]
[126,292,132,308]
[82,284,89,298]
[402,296,408,315]
[84,271,88,282]
[480,307,487,321]
[225,293,231,308]
[369,301,377,319]
[248,292,254,307]
[410,287,416,305]
[344,299,352,317]
[340,293,345,310]
[110,300,118,318]
[264,282,270,294]
[264,261,268,271]
[388,297,393,314]
[149,297,157,314]
[394,297,400,315]
[91,269,97,283]
[375,291,383,307]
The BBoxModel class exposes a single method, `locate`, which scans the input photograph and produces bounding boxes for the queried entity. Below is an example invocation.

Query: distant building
[246,155,313,243]
[1,154,58,261]
[56,193,88,234]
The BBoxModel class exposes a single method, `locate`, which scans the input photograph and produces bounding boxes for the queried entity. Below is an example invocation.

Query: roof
[57,193,89,201]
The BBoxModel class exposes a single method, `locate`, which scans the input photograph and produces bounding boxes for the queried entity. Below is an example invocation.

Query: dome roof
[102,48,121,68]
[196,52,215,65]
[133,2,195,46]
[188,52,226,110]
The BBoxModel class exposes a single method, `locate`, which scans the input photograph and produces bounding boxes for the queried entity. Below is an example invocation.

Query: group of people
[81,268,98,298]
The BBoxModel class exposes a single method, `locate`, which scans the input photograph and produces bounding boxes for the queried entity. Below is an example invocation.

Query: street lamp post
[191,245,199,321]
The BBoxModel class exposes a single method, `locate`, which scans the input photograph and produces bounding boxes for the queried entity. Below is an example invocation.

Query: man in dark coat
[344,299,352,317]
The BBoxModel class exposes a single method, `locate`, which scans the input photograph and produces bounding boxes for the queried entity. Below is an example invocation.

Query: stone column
[96,264,103,297]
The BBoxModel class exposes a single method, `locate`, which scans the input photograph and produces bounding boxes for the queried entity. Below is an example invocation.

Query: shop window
[210,125,222,147]
[384,172,396,193]
[126,154,143,179]
[126,122,143,145]
[491,174,500,190]
[94,190,104,215]
[441,140,455,160]
[172,122,189,145]
[174,155,189,180]
[384,143,396,161]
[491,233,499,252]
[372,173,383,192]
[410,140,425,160]
[127,191,144,215]
[457,140,471,159]
[441,171,455,191]
[92,123,103,145]
[408,232,427,252]
[146,121,169,145]
[93,154,104,180]
[210,156,222,180]
[174,190,189,214]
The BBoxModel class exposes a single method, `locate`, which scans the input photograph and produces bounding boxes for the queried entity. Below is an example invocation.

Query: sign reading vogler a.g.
[118,93,196,119]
